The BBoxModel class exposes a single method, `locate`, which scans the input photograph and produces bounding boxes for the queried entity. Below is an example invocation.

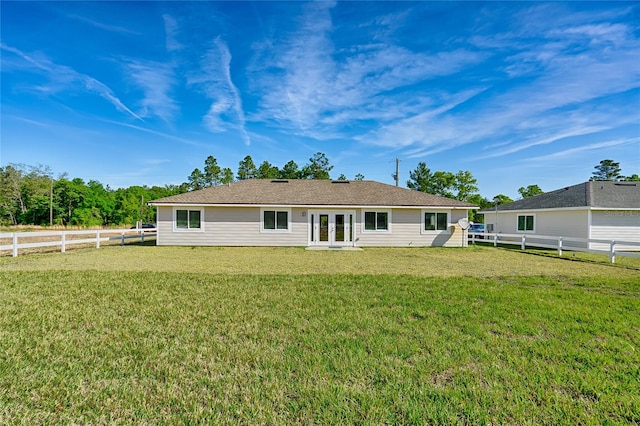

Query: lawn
[1,245,639,424]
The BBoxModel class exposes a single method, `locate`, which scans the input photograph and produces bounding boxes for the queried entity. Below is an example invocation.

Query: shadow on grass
[470,241,640,272]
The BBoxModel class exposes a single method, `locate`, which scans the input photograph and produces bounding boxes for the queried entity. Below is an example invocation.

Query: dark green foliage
[0,163,187,226]
[407,162,479,201]
[590,159,622,181]
[518,184,544,198]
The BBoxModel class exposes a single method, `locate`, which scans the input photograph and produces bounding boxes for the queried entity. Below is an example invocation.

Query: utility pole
[392,157,401,186]
[49,177,53,226]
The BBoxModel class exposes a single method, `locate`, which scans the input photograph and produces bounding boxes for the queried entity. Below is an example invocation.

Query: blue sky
[2,1,639,199]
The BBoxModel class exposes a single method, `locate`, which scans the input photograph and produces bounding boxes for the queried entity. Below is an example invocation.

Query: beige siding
[157,206,307,246]
[590,211,640,251]
[157,206,468,247]
[355,208,467,247]
[489,210,589,249]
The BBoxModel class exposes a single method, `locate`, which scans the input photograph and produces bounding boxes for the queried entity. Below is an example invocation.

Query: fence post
[141,230,145,243]
[96,230,101,248]
[12,233,18,257]
[610,240,615,264]
[558,237,562,257]
[61,232,66,253]
[121,232,125,246]
[521,234,526,250]
[493,233,498,247]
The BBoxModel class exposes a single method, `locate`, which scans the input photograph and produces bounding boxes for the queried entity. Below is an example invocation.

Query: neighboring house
[479,181,640,251]
[149,179,476,248]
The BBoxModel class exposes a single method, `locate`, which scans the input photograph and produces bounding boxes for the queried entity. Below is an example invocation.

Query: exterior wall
[590,210,640,251]
[157,206,470,247]
[156,206,307,246]
[486,209,640,251]
[355,208,468,247]
[487,209,589,249]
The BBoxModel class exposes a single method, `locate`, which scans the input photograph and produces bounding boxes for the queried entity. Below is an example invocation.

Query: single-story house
[479,181,640,251]
[149,179,476,248]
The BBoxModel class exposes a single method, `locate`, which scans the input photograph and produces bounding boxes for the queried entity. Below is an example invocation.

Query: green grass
[1,246,639,424]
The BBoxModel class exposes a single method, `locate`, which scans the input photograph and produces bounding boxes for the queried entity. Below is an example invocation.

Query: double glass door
[309,211,354,246]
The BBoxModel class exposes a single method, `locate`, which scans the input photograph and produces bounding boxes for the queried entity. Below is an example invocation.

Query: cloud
[99,119,208,148]
[248,2,486,140]
[193,37,251,145]
[162,14,183,52]
[67,14,139,35]
[352,4,640,159]
[527,137,640,162]
[126,60,178,123]
[0,43,142,121]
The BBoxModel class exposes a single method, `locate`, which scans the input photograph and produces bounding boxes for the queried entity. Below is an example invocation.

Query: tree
[517,184,544,199]
[256,161,280,179]
[430,171,456,198]
[406,162,433,192]
[591,159,622,181]
[305,152,333,179]
[407,163,478,200]
[354,173,364,181]
[493,194,514,205]
[220,167,234,184]
[0,164,25,225]
[623,174,639,182]
[453,170,479,201]
[237,155,257,180]
[187,168,206,191]
[279,160,301,179]
[337,174,347,180]
[203,155,222,186]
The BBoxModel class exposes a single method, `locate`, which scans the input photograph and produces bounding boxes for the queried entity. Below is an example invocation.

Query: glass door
[309,211,355,246]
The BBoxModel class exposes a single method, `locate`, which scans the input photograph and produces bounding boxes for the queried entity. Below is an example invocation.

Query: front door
[309,211,355,247]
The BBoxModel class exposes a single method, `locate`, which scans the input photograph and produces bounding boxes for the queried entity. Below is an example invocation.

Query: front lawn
[0,247,638,424]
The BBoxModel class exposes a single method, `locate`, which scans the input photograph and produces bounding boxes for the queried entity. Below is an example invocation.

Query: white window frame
[173,207,204,232]
[421,210,451,234]
[516,214,535,233]
[361,210,392,233]
[260,208,292,233]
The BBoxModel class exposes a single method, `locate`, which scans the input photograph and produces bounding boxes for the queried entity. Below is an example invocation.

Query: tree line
[1,155,634,227]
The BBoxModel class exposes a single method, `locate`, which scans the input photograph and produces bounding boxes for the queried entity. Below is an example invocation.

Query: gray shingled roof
[150,179,476,208]
[480,181,640,212]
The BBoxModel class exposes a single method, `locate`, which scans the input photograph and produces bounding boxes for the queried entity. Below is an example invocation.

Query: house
[148,179,476,248]
[479,181,640,251]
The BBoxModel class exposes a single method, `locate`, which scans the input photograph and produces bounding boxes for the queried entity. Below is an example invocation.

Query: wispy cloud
[67,14,139,35]
[0,43,142,121]
[99,119,208,148]
[527,137,640,162]
[162,14,183,52]
[249,2,485,141]
[126,60,178,123]
[353,4,640,159]
[191,37,250,145]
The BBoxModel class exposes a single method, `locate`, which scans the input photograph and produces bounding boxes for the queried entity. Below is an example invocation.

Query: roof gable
[481,181,640,212]
[150,179,476,208]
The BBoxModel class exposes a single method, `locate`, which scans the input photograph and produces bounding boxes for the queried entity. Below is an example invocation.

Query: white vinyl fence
[469,232,640,263]
[0,228,157,257]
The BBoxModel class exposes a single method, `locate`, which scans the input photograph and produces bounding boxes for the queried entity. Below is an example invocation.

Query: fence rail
[0,228,157,257]
[469,232,640,263]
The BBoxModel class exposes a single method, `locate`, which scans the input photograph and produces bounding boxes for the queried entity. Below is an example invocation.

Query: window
[262,209,290,232]
[423,212,449,232]
[517,215,535,232]
[364,211,389,231]
[175,208,202,230]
